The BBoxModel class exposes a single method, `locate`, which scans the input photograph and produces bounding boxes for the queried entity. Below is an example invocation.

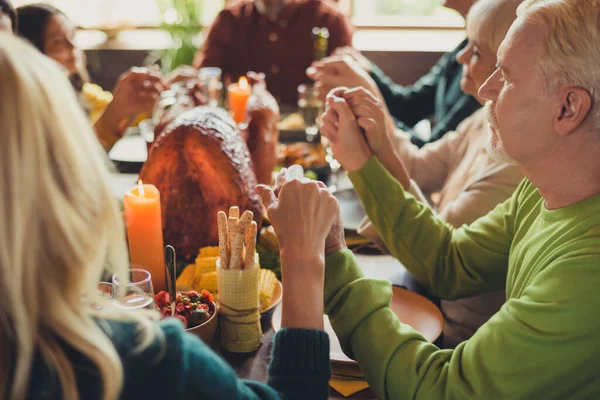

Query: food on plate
[258,269,277,310]
[277,142,327,169]
[139,107,263,261]
[154,289,215,329]
[277,112,305,130]
[177,232,278,311]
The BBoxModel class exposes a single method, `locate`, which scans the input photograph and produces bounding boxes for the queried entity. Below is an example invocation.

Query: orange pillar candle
[123,180,166,292]
[228,76,251,124]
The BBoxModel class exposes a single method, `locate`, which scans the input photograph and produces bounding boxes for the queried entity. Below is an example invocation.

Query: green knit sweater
[324,156,600,399]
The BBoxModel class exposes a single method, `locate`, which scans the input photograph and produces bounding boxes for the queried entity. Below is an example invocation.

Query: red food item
[139,106,264,262]
[186,290,199,299]
[175,303,185,313]
[200,290,214,304]
[198,303,209,312]
[154,291,170,309]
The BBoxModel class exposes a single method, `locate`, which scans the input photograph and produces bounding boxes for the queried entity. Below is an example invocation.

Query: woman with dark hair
[0,0,16,33]
[17,3,165,152]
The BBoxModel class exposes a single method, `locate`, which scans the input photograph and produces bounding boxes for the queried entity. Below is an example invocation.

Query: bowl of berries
[155,289,218,343]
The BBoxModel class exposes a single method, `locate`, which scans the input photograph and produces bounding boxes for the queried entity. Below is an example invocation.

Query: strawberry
[200,289,214,304]
[154,291,170,308]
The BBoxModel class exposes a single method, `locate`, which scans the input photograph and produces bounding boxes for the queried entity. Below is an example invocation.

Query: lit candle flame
[137,179,145,196]
[239,76,249,90]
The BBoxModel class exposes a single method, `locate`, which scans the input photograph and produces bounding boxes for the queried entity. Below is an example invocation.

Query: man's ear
[555,87,592,136]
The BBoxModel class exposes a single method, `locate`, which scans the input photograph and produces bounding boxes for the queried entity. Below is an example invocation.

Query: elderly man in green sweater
[266,0,600,398]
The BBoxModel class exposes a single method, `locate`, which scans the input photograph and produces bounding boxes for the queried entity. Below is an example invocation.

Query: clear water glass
[297,84,324,142]
[198,67,223,107]
[112,269,155,310]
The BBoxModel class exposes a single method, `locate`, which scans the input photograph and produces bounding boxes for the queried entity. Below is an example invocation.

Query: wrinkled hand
[320,87,372,172]
[331,46,372,73]
[166,65,198,85]
[257,168,339,259]
[341,87,393,155]
[272,166,346,256]
[306,55,376,100]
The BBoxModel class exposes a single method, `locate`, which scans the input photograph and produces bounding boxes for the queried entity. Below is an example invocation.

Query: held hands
[256,167,340,261]
[306,55,377,100]
[319,88,373,172]
[331,46,373,73]
[104,67,165,133]
[271,166,347,256]
[255,167,345,330]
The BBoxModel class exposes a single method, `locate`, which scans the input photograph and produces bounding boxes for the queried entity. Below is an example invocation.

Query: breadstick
[229,206,240,219]
[217,211,230,268]
[244,221,257,269]
[227,216,238,270]
[230,211,254,269]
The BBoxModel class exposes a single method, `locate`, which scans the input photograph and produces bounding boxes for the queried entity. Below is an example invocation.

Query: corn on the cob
[195,255,219,274]
[199,246,220,257]
[201,271,219,293]
[259,269,277,310]
[176,264,200,289]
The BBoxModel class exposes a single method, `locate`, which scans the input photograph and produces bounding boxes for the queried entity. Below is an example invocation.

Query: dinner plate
[261,280,282,315]
[108,133,147,173]
[332,188,366,232]
[271,286,443,364]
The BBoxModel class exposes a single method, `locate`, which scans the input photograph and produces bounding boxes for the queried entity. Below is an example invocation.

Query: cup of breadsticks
[216,206,262,353]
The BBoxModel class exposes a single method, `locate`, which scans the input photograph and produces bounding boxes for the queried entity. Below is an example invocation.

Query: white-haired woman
[321,0,524,348]
[0,33,334,400]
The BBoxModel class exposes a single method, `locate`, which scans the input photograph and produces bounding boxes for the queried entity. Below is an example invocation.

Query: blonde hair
[468,0,523,55]
[517,0,600,132]
[0,33,158,399]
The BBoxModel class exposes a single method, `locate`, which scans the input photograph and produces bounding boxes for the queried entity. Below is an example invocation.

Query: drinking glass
[112,269,156,310]
[138,118,156,154]
[297,84,324,142]
[198,67,223,107]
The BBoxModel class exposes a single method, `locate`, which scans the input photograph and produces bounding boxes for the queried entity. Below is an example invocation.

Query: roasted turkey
[140,106,263,261]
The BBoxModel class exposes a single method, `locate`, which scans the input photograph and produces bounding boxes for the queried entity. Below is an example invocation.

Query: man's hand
[306,55,377,100]
[272,167,346,256]
[255,172,340,330]
[320,87,373,173]
[331,46,372,73]
[341,87,394,155]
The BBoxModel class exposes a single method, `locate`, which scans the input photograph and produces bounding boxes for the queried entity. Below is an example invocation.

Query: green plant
[156,0,204,73]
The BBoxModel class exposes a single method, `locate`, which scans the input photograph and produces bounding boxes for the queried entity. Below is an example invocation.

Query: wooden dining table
[110,170,442,399]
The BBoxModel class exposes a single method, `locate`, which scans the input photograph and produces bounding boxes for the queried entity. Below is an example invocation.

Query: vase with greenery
[155,0,203,73]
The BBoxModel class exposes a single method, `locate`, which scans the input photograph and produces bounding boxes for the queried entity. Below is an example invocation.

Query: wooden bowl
[185,301,218,343]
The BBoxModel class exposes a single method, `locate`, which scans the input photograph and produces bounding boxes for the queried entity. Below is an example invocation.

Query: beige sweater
[358,109,524,348]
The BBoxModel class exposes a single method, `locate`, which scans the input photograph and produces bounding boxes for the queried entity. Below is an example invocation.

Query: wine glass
[297,84,324,143]
[112,269,156,310]
[198,67,223,107]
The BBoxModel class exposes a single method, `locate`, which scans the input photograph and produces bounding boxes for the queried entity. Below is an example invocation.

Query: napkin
[329,377,370,397]
[217,254,262,353]
[329,364,370,397]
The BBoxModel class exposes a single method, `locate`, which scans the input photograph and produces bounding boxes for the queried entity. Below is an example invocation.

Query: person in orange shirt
[193,0,352,107]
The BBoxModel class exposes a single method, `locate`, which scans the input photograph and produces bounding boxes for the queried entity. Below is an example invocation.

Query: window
[11,0,463,30]
[11,0,225,28]
[345,0,464,28]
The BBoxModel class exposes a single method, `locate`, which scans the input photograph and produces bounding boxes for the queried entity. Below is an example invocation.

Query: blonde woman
[0,33,333,400]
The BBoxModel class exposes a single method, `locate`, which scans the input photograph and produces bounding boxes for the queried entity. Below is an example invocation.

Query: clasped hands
[319,86,395,173]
